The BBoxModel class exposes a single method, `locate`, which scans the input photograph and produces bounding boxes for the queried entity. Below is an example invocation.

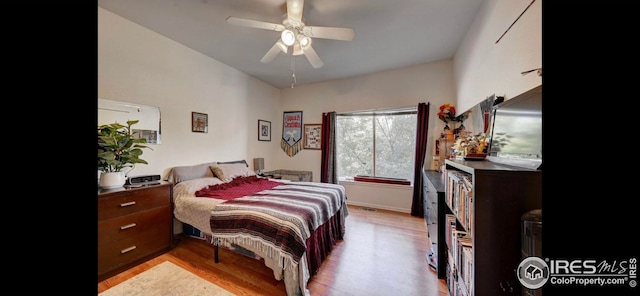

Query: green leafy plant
[98,120,152,173]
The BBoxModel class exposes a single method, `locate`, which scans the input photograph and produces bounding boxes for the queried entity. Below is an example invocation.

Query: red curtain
[320,112,337,184]
[410,102,430,217]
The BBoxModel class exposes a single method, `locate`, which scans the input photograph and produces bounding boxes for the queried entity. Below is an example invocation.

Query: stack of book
[445,213,473,296]
[446,171,473,232]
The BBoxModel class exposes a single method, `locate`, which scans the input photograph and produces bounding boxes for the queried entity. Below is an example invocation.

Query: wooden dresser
[98,182,173,282]
[422,169,446,278]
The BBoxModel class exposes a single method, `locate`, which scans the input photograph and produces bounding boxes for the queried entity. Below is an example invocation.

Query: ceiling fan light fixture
[281,29,296,46]
[292,43,304,56]
[298,35,311,49]
[227,0,354,72]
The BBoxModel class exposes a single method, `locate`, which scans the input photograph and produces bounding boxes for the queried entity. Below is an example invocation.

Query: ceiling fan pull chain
[290,53,296,88]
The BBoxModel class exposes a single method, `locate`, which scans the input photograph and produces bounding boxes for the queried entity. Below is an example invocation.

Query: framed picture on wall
[258,119,271,141]
[192,112,208,133]
[303,124,322,150]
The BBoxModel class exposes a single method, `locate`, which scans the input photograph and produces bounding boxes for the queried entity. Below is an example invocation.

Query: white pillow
[209,163,256,182]
[167,162,217,183]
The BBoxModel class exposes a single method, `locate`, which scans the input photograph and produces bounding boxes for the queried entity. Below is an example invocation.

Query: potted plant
[98,120,152,188]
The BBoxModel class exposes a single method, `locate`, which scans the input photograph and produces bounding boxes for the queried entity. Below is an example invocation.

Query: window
[336,107,417,184]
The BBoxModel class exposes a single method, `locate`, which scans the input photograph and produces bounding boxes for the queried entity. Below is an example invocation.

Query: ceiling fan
[226,0,355,69]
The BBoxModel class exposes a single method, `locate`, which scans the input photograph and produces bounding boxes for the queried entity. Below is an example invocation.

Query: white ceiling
[98,0,485,89]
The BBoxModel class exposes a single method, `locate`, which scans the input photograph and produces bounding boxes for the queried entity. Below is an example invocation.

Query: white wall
[98,8,282,178]
[274,61,455,213]
[98,6,454,213]
[98,0,541,213]
[271,0,542,212]
[454,0,542,112]
[278,60,456,182]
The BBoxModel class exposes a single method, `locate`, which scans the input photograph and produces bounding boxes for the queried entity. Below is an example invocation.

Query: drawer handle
[120,201,136,207]
[121,246,137,254]
[120,223,137,230]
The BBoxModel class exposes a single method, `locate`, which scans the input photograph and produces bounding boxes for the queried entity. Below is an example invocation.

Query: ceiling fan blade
[226,16,285,31]
[304,26,354,41]
[286,0,304,22]
[261,41,285,63]
[303,46,324,68]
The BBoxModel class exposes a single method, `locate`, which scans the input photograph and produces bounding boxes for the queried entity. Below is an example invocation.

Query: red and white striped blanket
[203,176,347,273]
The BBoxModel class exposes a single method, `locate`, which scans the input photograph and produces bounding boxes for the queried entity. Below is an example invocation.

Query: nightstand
[98,182,173,281]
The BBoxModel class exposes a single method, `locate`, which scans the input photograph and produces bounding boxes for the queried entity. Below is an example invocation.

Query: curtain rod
[336,104,420,115]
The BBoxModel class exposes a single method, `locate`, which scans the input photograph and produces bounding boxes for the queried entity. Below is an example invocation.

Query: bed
[168,160,348,296]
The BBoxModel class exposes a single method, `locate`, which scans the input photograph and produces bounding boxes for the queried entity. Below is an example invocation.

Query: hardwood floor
[98,204,448,295]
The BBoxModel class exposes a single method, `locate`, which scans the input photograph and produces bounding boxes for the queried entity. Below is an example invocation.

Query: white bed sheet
[173,177,226,233]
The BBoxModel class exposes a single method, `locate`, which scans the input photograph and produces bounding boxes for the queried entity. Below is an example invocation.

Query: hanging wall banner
[281,111,303,157]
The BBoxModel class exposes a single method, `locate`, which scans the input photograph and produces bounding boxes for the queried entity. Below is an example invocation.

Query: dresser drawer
[98,224,171,275]
[98,205,171,246]
[425,179,437,203]
[98,186,170,221]
[427,206,437,225]
[427,221,438,247]
[98,182,173,281]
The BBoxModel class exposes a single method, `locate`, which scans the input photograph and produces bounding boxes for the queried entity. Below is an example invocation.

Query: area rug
[99,261,235,296]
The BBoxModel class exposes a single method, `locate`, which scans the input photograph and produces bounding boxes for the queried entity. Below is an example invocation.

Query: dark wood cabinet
[98,182,173,281]
[422,169,447,279]
[443,159,541,296]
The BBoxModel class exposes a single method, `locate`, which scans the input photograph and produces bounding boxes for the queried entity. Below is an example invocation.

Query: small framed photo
[303,124,322,150]
[192,112,208,133]
[258,119,271,141]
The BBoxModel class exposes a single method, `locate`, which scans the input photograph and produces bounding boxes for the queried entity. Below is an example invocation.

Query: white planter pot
[99,172,127,189]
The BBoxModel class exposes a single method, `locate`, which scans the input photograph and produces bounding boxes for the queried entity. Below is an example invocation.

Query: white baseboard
[346,200,410,213]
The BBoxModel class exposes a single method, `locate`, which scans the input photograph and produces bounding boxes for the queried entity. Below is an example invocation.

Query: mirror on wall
[457,94,496,137]
[98,99,162,144]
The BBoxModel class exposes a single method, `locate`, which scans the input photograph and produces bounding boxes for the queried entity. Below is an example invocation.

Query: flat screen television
[487,85,542,170]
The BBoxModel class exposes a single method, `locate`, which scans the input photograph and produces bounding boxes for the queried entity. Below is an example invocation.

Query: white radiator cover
[339,181,413,213]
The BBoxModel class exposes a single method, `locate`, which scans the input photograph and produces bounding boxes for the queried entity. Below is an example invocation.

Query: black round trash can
[521,209,542,258]
[521,209,542,296]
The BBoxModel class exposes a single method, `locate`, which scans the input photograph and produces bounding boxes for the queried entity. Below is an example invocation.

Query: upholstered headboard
[166,160,249,184]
